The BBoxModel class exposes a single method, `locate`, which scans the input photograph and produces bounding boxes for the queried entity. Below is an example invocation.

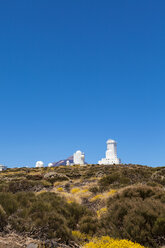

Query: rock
[26,243,38,248]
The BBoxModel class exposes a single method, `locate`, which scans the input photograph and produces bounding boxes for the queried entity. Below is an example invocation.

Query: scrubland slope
[0,164,164,248]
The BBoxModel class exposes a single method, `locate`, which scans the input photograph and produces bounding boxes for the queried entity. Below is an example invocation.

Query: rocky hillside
[0,164,164,248]
[52,156,74,166]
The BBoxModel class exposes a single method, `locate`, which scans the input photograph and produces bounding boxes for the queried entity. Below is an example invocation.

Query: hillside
[0,164,164,248]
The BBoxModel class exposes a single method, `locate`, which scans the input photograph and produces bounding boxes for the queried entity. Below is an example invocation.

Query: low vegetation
[0,164,164,247]
[83,236,147,248]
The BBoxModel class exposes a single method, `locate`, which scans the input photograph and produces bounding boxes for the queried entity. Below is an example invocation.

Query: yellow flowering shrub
[97,207,107,218]
[81,188,89,193]
[59,187,91,204]
[78,188,91,198]
[72,231,91,245]
[83,236,146,248]
[107,189,117,196]
[71,188,81,194]
[57,187,64,192]
[90,194,103,202]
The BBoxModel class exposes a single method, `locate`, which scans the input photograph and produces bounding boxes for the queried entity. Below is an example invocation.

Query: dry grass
[90,194,103,202]
[89,189,117,203]
[52,185,93,204]
[35,189,47,195]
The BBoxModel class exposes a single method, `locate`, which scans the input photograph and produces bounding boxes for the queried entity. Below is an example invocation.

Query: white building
[36,161,44,168]
[66,160,70,166]
[73,150,85,165]
[48,163,53,167]
[0,164,7,171]
[98,139,120,165]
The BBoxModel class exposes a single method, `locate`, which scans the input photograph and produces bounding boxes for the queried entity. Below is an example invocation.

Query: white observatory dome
[73,150,85,165]
[76,150,82,154]
[36,161,44,168]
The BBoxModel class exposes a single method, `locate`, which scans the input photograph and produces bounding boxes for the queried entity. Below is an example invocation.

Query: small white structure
[98,139,120,165]
[0,164,7,171]
[73,150,85,165]
[48,163,53,167]
[66,160,70,166]
[36,161,44,168]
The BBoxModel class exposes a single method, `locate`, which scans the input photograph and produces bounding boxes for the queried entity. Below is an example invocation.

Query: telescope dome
[76,150,82,154]
[107,139,116,144]
[36,161,44,168]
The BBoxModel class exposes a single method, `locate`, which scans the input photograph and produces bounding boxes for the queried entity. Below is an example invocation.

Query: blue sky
[0,0,165,168]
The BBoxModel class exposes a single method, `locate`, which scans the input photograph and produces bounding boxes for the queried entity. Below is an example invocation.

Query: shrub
[101,186,165,248]
[15,191,36,208]
[40,213,72,241]
[71,188,81,194]
[0,182,9,192]
[72,230,91,245]
[57,187,64,192]
[89,186,99,194]
[97,208,107,218]
[152,216,165,236]
[83,236,146,248]
[66,202,90,229]
[0,191,95,242]
[90,195,103,202]
[99,172,130,191]
[26,174,43,180]
[79,216,99,235]
[107,189,117,196]
[100,173,119,185]
[0,192,18,215]
[40,180,52,187]
[8,179,43,193]
[0,205,7,231]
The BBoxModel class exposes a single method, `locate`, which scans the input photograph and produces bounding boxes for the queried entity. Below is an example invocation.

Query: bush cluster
[0,165,165,248]
[101,185,165,248]
[0,191,96,242]
[0,179,49,193]
[99,172,130,191]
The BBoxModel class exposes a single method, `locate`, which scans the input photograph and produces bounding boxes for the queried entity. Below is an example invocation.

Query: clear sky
[0,0,165,168]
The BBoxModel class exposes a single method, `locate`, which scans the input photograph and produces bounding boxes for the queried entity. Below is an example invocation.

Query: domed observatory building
[73,150,85,165]
[98,139,120,165]
[48,163,53,167]
[0,164,7,171]
[35,161,44,168]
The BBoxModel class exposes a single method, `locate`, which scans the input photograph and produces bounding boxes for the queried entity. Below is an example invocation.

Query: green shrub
[89,186,99,194]
[79,216,99,235]
[99,172,130,191]
[0,192,18,215]
[153,216,165,235]
[0,205,7,231]
[26,174,43,180]
[0,182,9,192]
[65,202,91,229]
[46,213,72,241]
[101,185,165,248]
[15,192,36,208]
[0,191,96,242]
[9,180,31,193]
